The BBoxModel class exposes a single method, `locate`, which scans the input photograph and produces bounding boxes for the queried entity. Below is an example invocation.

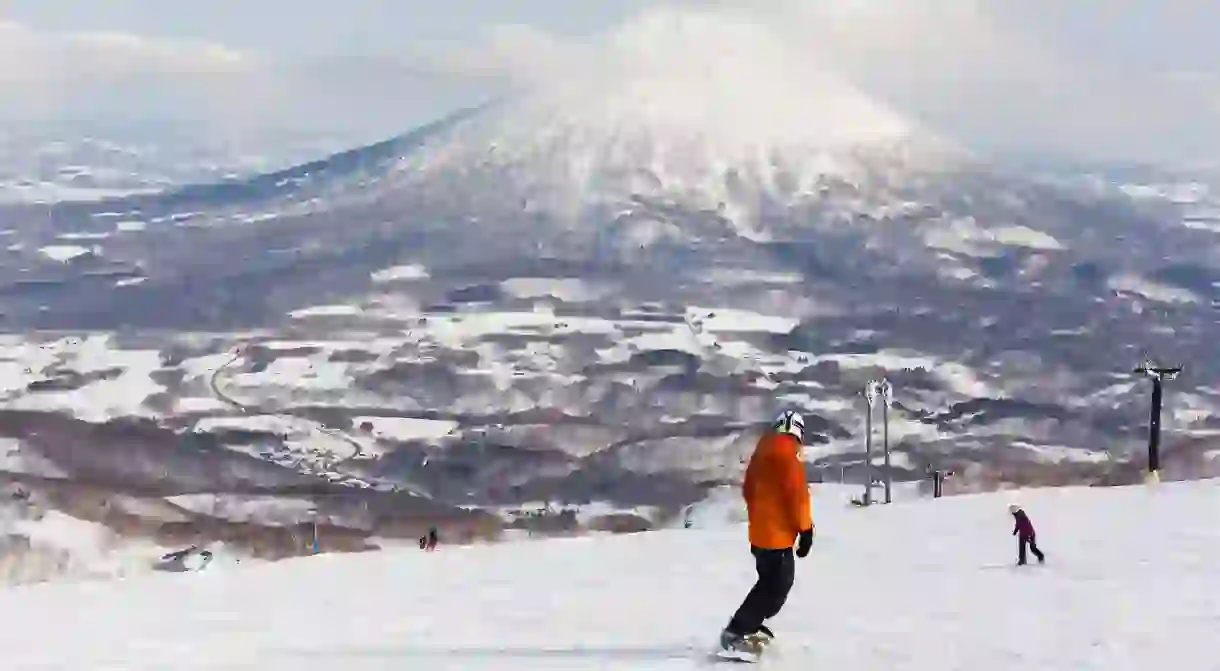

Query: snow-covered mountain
[2,9,1220,565]
[0,121,354,204]
[1,481,1217,669]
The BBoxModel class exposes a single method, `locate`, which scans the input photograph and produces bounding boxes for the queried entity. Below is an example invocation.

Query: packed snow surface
[1,482,1217,670]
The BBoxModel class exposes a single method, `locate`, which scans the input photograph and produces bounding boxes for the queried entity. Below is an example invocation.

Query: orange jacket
[743,431,813,549]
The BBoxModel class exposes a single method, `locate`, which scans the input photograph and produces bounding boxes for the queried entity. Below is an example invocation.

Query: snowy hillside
[0,480,1215,670]
[0,122,354,204]
[0,487,244,585]
[2,3,1220,565]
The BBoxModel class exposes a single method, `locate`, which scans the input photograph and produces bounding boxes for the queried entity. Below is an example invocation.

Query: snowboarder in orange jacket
[720,410,815,653]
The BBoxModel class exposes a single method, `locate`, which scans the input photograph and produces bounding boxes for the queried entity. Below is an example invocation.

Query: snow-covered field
[1,481,1216,670]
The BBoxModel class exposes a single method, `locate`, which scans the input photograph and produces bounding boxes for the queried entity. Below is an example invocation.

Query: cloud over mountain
[427,0,1220,164]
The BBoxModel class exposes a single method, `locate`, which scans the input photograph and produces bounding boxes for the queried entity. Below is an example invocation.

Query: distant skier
[419,526,438,552]
[1009,504,1045,566]
[719,410,815,656]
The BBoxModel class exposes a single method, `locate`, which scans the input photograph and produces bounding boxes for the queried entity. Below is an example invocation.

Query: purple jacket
[1012,510,1036,538]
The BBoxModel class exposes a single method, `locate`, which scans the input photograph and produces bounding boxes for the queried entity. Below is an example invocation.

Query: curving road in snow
[206,343,367,464]
[206,348,246,412]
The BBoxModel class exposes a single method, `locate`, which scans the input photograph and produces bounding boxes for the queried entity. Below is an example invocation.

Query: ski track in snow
[0,482,1217,670]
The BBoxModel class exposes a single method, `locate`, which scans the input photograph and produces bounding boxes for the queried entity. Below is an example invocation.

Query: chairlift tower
[878,379,894,504]
[1133,359,1182,483]
[862,382,875,506]
[861,379,894,505]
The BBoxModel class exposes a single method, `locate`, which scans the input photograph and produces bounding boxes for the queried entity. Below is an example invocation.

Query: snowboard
[710,650,763,664]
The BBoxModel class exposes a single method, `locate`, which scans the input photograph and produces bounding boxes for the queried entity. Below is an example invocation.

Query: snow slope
[1,481,1217,670]
[0,501,241,586]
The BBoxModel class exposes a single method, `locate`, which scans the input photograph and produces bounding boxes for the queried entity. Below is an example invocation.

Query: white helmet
[772,410,805,443]
[1008,504,1021,514]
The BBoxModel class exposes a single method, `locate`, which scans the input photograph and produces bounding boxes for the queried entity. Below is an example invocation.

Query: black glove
[795,527,814,558]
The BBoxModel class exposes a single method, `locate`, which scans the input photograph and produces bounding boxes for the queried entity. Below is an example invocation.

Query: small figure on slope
[419,526,439,552]
[1009,504,1045,566]
[719,410,815,658]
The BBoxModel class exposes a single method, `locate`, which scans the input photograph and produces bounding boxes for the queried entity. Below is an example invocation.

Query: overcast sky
[2,0,1218,164]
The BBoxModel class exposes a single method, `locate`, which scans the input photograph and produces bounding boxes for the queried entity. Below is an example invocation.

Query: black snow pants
[727,547,795,636]
[1018,534,1045,565]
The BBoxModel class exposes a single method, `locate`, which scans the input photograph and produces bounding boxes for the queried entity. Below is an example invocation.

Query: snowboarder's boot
[720,629,767,656]
[755,625,774,641]
[719,630,742,651]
